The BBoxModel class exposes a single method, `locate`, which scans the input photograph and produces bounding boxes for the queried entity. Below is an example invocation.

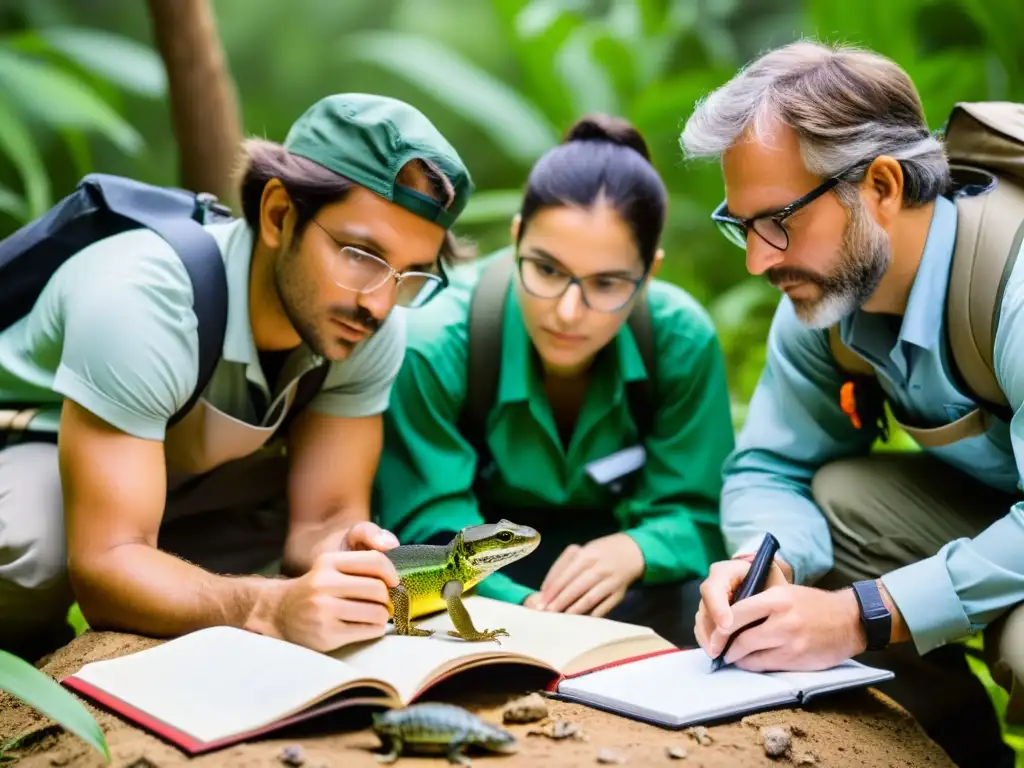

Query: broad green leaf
[0,96,51,218]
[0,48,143,154]
[38,27,167,98]
[339,32,558,164]
[458,189,523,226]
[515,0,586,39]
[0,649,109,762]
[555,24,621,116]
[0,182,27,222]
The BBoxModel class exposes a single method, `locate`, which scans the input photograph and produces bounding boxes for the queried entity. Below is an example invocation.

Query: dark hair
[517,114,667,269]
[235,139,476,264]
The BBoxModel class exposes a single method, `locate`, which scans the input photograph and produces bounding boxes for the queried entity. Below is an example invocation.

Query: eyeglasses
[517,255,646,313]
[310,219,448,308]
[711,164,865,251]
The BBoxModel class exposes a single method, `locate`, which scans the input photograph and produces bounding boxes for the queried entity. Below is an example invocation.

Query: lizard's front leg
[389,584,433,637]
[442,580,508,643]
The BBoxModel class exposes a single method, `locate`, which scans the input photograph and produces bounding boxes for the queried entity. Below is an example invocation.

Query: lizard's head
[458,519,540,573]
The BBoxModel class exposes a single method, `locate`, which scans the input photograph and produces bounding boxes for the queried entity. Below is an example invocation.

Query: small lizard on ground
[385,519,540,642]
[371,702,517,765]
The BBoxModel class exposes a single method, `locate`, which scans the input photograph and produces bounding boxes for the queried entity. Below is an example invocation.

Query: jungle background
[0,0,1022,760]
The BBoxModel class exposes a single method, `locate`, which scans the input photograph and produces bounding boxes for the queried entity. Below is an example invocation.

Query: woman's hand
[534,534,645,617]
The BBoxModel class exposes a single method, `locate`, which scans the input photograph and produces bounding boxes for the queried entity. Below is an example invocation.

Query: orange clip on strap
[839,381,862,429]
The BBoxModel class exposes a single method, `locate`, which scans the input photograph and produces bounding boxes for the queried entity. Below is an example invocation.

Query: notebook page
[555,649,796,727]
[766,660,895,699]
[70,626,379,743]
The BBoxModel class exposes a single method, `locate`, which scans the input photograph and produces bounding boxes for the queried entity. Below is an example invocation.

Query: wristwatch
[851,580,891,651]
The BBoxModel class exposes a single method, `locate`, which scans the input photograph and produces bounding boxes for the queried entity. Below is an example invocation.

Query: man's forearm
[721,468,834,586]
[70,542,286,639]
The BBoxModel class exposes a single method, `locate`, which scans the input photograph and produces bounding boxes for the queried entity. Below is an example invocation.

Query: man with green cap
[0,93,474,660]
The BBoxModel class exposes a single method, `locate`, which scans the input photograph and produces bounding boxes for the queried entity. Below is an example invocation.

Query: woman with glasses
[372,114,734,646]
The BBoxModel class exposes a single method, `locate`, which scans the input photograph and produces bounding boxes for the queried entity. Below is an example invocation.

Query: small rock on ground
[502,692,549,724]
[761,726,792,758]
[278,744,306,766]
[596,747,625,764]
[795,750,818,765]
[684,726,712,746]
[666,745,688,759]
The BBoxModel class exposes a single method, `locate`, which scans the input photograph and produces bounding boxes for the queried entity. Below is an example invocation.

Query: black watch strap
[852,580,891,651]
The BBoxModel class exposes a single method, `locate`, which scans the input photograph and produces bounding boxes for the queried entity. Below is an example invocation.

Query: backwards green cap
[283,93,474,229]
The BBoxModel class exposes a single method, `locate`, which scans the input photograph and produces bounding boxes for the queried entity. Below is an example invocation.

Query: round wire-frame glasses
[516,254,646,313]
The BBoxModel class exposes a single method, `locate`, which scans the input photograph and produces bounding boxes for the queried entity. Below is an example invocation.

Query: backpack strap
[946,173,1024,422]
[624,293,655,442]
[460,253,514,475]
[87,175,228,428]
[273,361,331,441]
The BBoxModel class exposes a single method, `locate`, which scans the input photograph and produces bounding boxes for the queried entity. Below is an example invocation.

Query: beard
[766,196,891,329]
[273,241,381,360]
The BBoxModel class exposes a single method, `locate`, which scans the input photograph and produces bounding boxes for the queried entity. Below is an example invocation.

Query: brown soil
[1,631,954,768]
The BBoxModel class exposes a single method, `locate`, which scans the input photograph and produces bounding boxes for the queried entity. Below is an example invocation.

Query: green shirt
[0,219,405,440]
[374,252,734,605]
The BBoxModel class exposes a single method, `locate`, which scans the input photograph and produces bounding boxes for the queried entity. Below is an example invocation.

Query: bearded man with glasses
[0,93,474,661]
[681,40,1024,768]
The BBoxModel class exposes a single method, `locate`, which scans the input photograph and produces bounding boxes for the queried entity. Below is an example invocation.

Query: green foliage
[0,649,108,763]
[0,23,164,223]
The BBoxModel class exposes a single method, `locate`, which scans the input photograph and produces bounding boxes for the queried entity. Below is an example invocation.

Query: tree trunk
[146,0,243,212]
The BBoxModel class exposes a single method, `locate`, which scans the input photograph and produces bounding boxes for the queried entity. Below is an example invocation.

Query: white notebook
[550,648,894,729]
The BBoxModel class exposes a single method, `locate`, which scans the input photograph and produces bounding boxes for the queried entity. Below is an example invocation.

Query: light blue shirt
[721,194,1024,656]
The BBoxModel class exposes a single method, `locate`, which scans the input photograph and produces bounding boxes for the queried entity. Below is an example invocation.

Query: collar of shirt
[840,194,958,383]
[492,282,649,450]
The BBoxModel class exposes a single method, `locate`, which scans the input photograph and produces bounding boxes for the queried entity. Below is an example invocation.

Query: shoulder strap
[273,361,331,441]
[460,252,514,461]
[827,325,876,377]
[90,175,228,427]
[625,294,655,442]
[947,175,1024,420]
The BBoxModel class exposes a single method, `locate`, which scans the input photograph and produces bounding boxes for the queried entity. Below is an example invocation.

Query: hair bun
[563,114,651,162]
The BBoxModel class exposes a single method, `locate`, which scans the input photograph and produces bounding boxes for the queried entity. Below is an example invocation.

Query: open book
[548,646,894,729]
[61,596,672,754]
[61,596,893,756]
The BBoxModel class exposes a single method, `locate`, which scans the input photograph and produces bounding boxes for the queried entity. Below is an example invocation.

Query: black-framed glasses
[310,219,448,308]
[516,255,646,313]
[711,164,864,251]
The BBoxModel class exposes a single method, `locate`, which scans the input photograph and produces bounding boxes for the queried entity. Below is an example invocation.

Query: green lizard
[384,519,540,642]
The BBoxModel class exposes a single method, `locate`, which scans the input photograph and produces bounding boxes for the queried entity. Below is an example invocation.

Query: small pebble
[685,725,712,746]
[279,744,305,766]
[596,747,625,764]
[761,726,792,758]
[795,750,817,765]
[502,692,549,724]
[666,745,688,759]
[49,754,70,767]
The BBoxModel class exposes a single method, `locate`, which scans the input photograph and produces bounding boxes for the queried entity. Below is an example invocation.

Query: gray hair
[679,40,950,206]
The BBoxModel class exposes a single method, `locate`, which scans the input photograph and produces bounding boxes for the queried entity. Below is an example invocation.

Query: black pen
[710,533,780,672]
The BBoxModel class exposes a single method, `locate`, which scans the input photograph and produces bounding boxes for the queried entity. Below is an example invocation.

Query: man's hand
[695,556,792,653]
[249,550,400,652]
[534,534,645,616]
[703,584,867,671]
[302,521,399,564]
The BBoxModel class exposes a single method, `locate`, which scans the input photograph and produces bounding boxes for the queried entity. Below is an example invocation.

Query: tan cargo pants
[0,439,290,660]
[812,452,1023,767]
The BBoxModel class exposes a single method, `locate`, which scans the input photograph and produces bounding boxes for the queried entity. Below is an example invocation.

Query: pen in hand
[710,533,780,672]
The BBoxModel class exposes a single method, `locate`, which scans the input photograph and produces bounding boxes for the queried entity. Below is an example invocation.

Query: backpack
[829,101,1024,448]
[0,173,328,433]
[457,251,656,481]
